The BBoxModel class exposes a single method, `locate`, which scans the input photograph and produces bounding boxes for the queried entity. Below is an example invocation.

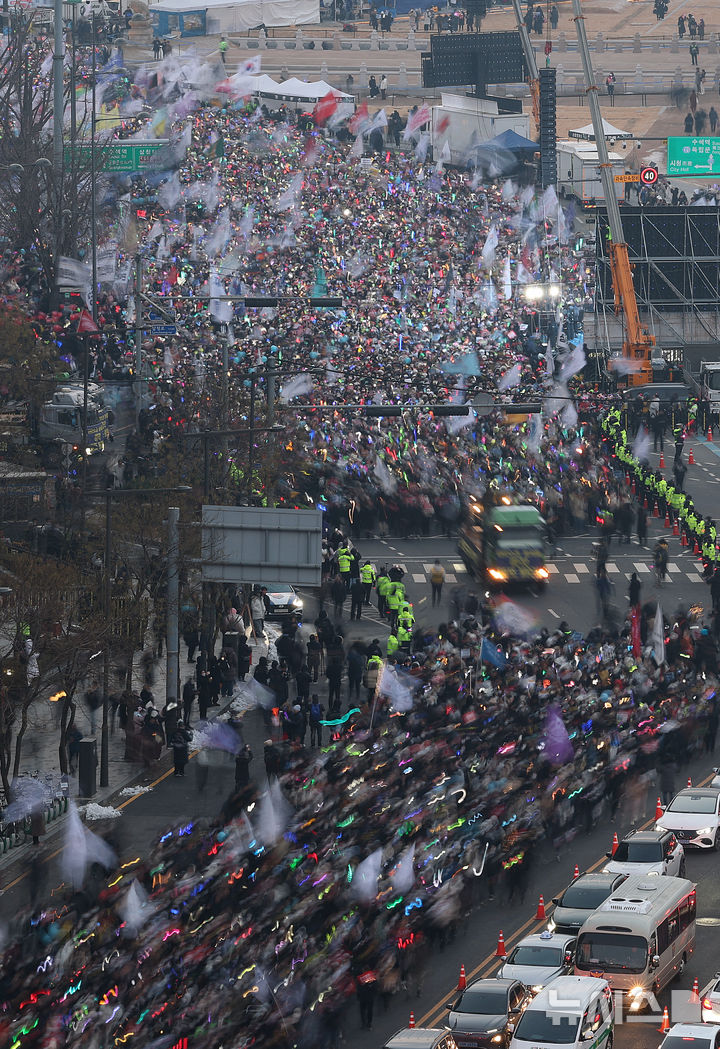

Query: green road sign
[667,136,720,177]
[64,140,169,173]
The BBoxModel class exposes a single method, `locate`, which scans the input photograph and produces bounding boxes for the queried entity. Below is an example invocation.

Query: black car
[550,872,629,934]
[447,978,532,1049]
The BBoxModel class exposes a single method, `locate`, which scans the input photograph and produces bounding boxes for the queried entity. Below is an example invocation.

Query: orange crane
[571,0,655,385]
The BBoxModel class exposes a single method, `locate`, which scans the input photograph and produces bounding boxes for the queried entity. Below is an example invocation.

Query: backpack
[310,702,322,723]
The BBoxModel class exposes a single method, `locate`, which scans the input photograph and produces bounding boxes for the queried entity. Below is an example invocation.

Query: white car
[602,829,685,877]
[656,787,720,850]
[712,768,720,788]
[701,972,720,1025]
[659,1024,720,1049]
[499,931,576,994]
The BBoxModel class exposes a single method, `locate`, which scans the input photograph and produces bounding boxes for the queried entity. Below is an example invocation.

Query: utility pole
[134,254,144,423]
[89,13,98,321]
[166,506,180,705]
[52,0,64,178]
[267,351,277,426]
[101,491,112,787]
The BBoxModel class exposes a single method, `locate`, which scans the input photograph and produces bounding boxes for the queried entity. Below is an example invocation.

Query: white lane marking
[412,573,425,583]
[565,573,580,583]
[445,573,457,583]
[547,608,560,618]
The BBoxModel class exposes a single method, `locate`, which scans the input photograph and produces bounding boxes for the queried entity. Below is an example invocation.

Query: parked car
[656,787,720,850]
[384,1031,458,1049]
[447,978,532,1049]
[602,829,685,877]
[700,972,720,1025]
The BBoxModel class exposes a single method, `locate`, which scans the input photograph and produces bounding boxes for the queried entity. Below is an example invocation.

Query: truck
[557,141,625,206]
[0,391,109,461]
[682,359,720,413]
[458,499,549,589]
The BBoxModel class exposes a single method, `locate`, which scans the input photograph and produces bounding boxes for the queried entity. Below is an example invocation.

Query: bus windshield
[576,933,648,973]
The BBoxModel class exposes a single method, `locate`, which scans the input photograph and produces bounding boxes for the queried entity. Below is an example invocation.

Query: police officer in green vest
[385,581,402,632]
[376,566,391,617]
[386,632,400,657]
[360,561,376,605]
[336,542,352,590]
[397,621,412,652]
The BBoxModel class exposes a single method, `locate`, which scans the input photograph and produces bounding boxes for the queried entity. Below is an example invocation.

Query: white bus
[574,875,696,1010]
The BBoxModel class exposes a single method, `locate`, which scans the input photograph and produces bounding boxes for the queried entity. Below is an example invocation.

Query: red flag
[631,605,642,659]
[436,115,450,134]
[348,100,368,135]
[76,309,99,334]
[313,91,339,127]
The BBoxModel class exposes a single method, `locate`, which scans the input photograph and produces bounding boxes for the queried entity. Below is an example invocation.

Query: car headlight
[628,986,645,999]
[655,824,667,833]
[488,568,506,581]
[293,598,303,609]
[647,870,660,876]
[531,984,544,993]
[492,1036,504,1043]
[696,826,713,836]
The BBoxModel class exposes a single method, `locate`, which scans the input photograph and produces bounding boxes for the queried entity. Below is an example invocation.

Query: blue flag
[440,351,481,377]
[481,638,507,669]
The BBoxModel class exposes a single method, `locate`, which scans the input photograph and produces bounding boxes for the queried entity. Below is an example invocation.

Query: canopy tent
[482,128,538,151]
[568,118,633,141]
[150,0,319,36]
[258,77,352,101]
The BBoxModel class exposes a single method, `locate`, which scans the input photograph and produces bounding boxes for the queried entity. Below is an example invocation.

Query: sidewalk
[0,621,281,878]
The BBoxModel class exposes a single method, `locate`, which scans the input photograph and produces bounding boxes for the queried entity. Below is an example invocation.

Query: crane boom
[510,0,540,130]
[571,0,654,385]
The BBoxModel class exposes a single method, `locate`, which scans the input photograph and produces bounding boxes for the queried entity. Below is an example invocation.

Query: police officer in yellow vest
[397,621,412,651]
[386,581,403,631]
[386,632,400,657]
[365,652,383,700]
[360,561,376,605]
[336,542,352,590]
[376,567,391,617]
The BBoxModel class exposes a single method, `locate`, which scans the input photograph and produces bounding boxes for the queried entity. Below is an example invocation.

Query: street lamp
[87,484,191,787]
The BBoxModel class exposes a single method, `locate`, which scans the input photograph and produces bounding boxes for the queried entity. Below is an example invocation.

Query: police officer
[376,566,391,617]
[336,541,353,590]
[360,561,376,605]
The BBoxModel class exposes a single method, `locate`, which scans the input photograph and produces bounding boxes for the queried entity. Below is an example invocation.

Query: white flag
[558,338,586,381]
[374,455,397,494]
[391,844,416,893]
[238,55,261,75]
[349,134,364,159]
[545,343,554,378]
[415,132,430,163]
[279,373,314,402]
[274,173,303,212]
[651,603,665,665]
[446,405,475,435]
[481,225,498,268]
[352,848,383,902]
[501,179,516,202]
[527,410,543,454]
[632,426,651,463]
[502,256,512,300]
[364,108,388,135]
[498,362,521,390]
[209,269,232,324]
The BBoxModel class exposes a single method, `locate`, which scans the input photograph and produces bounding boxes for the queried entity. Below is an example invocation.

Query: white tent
[568,118,633,141]
[150,0,319,35]
[261,77,352,101]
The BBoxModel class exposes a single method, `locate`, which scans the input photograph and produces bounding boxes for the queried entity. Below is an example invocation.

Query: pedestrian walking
[606,72,616,98]
[628,571,641,607]
[690,43,699,66]
[678,14,686,38]
[698,18,705,40]
[350,577,364,620]
[430,559,445,606]
[549,4,558,30]
[219,35,228,63]
[250,589,265,641]
[380,74,388,100]
[235,744,253,789]
[710,106,719,133]
[331,575,346,619]
[152,36,161,59]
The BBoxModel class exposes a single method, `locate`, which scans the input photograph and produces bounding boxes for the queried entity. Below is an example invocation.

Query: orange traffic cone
[458,965,467,991]
[688,776,692,787]
[691,977,699,1003]
[573,864,580,879]
[659,1007,671,1034]
[655,797,663,820]
[694,539,701,555]
[632,479,637,494]
[625,472,631,486]
[682,531,688,547]
[664,511,671,528]
[535,895,546,921]
[689,447,695,464]
[644,496,649,509]
[496,930,507,957]
[409,1011,416,1029]
[673,521,679,537]
[708,427,713,443]
[660,452,665,469]
[611,832,619,856]
[654,502,660,518]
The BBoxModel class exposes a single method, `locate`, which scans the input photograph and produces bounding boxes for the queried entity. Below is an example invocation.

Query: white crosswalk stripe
[412,573,425,583]
[565,573,580,583]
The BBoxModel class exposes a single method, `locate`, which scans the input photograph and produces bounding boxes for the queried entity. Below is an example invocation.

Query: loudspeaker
[78,737,97,798]
[539,67,557,188]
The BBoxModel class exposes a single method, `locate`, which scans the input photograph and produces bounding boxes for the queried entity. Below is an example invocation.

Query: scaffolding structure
[590,206,720,368]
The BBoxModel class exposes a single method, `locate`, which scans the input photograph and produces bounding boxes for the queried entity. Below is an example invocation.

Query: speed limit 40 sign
[640,166,659,186]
